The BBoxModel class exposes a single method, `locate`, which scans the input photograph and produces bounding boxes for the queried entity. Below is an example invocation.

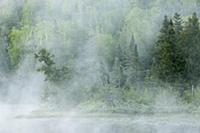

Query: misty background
[1,0,200,115]
[2,0,200,133]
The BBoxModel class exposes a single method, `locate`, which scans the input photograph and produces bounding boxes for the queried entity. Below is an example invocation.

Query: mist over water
[1,0,200,133]
[1,110,200,133]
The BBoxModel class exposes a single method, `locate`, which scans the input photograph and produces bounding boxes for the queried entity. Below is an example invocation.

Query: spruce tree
[181,12,200,89]
[173,13,186,81]
[124,36,142,86]
[173,13,183,36]
[152,16,178,82]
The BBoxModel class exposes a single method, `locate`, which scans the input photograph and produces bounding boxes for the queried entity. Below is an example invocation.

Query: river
[1,104,200,133]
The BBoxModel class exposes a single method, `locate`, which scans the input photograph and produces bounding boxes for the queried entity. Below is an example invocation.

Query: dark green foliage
[151,12,200,96]
[181,13,200,88]
[173,13,183,36]
[152,16,178,82]
[173,13,186,80]
[35,49,70,82]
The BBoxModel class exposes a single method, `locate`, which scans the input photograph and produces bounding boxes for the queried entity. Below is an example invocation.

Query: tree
[7,26,31,69]
[181,12,200,90]
[151,16,178,82]
[35,49,70,83]
[2,3,25,70]
[171,13,186,81]
[110,35,142,88]
[124,36,142,86]
[173,13,183,36]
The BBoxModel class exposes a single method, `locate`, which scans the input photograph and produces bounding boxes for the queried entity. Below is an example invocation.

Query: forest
[1,0,200,115]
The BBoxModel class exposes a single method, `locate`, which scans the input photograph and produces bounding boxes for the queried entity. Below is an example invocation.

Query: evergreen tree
[173,13,186,81]
[110,35,142,88]
[181,12,200,89]
[173,13,183,36]
[152,16,178,82]
[124,36,142,86]
[172,13,186,95]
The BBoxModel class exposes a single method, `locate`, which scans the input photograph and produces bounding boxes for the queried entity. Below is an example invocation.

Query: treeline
[9,12,200,98]
[2,0,200,107]
[151,13,200,96]
[34,12,200,99]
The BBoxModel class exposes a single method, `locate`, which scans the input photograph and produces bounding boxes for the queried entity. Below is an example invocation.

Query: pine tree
[173,13,183,36]
[124,36,142,86]
[152,16,178,82]
[171,13,186,95]
[173,13,186,81]
[181,12,200,89]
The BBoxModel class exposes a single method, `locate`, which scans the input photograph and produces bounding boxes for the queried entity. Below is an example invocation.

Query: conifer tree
[181,12,200,89]
[173,13,183,36]
[152,16,178,82]
[110,35,143,88]
[124,36,142,86]
[173,13,186,81]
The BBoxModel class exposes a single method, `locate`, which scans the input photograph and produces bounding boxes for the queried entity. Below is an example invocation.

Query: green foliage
[109,34,143,88]
[151,13,198,85]
[126,7,156,46]
[7,26,31,69]
[183,90,194,103]
[77,85,155,113]
[35,49,70,82]
[152,16,178,82]
[173,13,183,36]
[151,12,200,100]
[181,13,200,87]
[5,1,35,70]
[3,0,200,112]
[124,36,143,86]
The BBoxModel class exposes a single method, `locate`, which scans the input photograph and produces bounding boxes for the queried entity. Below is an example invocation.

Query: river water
[1,104,200,133]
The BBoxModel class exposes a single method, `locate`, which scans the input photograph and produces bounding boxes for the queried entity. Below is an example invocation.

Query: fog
[1,108,200,133]
[1,0,200,133]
